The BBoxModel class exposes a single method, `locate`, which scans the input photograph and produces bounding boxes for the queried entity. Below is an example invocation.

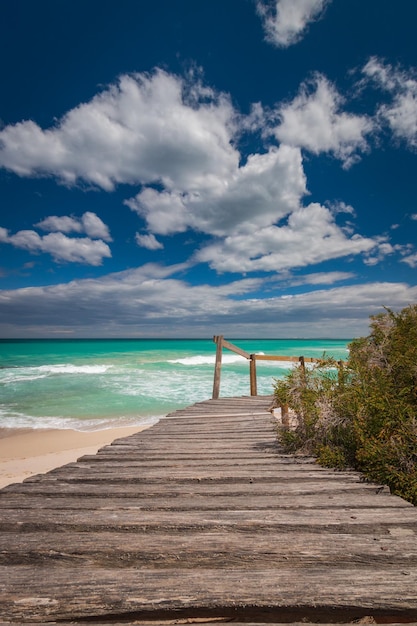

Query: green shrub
[316,444,350,469]
[279,428,303,452]
[274,304,417,505]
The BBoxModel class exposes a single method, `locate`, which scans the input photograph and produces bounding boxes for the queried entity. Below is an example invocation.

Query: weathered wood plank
[1,566,417,622]
[19,468,366,485]
[45,467,365,479]
[1,530,416,568]
[0,620,410,626]
[0,492,409,510]
[0,507,416,533]
[90,451,294,461]
[73,454,315,469]
[0,479,388,497]
[96,433,277,442]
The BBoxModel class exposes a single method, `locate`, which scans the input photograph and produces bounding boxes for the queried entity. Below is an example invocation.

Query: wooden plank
[72,457,316,468]
[19,469,365,485]
[1,530,416,568]
[0,492,410,511]
[0,620,406,626]
[0,479,389,497]
[86,449,290,457]
[0,620,410,626]
[1,566,417,622]
[1,507,416,533]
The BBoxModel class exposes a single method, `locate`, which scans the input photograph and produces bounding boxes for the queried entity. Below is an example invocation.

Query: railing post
[337,360,344,387]
[281,403,290,427]
[212,335,223,399]
[299,356,307,394]
[249,355,257,396]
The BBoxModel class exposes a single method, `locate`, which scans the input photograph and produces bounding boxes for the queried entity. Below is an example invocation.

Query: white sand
[0,425,150,489]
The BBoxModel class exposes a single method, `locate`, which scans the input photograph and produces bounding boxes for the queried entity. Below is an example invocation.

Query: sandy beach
[0,425,150,489]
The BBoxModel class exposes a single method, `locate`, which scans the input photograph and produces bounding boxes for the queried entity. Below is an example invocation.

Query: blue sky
[1,0,417,338]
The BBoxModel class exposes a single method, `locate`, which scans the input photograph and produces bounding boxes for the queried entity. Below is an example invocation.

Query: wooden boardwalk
[0,395,417,624]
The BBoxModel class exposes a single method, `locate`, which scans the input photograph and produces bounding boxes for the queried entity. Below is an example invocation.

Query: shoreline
[0,425,151,489]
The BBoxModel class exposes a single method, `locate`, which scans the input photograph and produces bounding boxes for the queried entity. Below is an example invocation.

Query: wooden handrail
[212,336,316,399]
[253,354,315,362]
[220,338,251,360]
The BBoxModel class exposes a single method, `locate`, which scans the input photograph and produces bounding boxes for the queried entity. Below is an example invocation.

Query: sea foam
[1,363,112,384]
[37,364,111,375]
[168,354,246,366]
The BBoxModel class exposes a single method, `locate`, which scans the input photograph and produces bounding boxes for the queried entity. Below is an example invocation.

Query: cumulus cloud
[135,232,164,250]
[36,211,112,241]
[0,67,391,277]
[325,201,355,216]
[362,242,406,266]
[0,212,113,265]
[0,69,238,192]
[272,75,373,167]
[125,145,306,237]
[401,253,417,268]
[127,143,386,306]
[0,264,416,338]
[256,0,332,48]
[0,229,111,265]
[362,57,417,149]
[195,203,380,273]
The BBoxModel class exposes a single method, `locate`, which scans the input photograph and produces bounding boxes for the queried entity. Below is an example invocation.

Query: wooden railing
[212,335,316,399]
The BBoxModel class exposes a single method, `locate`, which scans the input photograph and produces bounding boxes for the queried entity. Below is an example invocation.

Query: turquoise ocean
[0,338,350,432]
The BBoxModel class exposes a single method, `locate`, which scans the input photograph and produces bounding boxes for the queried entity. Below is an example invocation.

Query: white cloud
[80,212,112,241]
[196,203,380,273]
[1,211,112,265]
[287,271,355,286]
[36,212,112,241]
[272,75,373,167]
[0,68,390,277]
[125,145,306,237]
[362,57,417,149]
[135,233,164,250]
[325,201,355,216]
[401,253,417,268]
[363,242,412,267]
[0,264,416,338]
[0,69,238,191]
[0,228,111,265]
[256,0,332,48]
[0,227,10,242]
[36,215,82,234]
[125,142,382,275]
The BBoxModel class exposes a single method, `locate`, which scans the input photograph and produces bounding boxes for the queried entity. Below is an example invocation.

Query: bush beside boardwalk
[274,304,417,505]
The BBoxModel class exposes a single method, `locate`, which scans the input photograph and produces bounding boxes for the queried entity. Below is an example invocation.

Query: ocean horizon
[0,338,351,432]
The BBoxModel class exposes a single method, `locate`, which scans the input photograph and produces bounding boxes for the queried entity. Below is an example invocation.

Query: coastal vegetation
[274,304,417,505]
